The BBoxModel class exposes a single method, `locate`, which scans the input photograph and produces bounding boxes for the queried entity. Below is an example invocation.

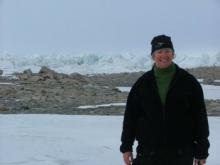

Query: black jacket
[120,64,210,159]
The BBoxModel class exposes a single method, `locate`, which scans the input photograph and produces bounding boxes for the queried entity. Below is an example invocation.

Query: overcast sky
[0,0,220,55]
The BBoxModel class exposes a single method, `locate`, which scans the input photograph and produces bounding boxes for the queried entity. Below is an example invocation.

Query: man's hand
[194,159,206,165]
[123,152,133,165]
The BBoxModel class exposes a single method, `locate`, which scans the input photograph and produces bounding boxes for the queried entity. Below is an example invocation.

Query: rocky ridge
[0,66,220,116]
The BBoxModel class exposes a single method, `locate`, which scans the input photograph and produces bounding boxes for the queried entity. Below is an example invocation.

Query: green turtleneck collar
[153,63,176,105]
[154,63,176,76]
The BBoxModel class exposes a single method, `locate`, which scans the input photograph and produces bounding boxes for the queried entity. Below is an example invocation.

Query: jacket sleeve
[191,77,210,159]
[120,81,141,153]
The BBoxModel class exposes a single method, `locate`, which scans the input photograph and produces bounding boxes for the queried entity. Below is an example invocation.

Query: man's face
[152,48,174,69]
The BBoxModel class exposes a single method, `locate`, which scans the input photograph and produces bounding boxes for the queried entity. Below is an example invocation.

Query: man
[120,35,210,165]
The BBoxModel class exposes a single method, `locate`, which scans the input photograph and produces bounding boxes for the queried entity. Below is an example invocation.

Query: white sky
[0,0,220,55]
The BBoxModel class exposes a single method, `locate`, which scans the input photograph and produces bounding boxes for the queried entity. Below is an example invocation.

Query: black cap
[151,34,174,55]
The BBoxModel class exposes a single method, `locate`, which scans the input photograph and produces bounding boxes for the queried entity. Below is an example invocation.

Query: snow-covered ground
[0,115,219,165]
[0,82,16,85]
[202,84,220,100]
[77,103,125,109]
[0,115,123,165]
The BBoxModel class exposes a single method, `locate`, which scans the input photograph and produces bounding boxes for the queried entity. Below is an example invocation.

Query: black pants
[133,146,194,165]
